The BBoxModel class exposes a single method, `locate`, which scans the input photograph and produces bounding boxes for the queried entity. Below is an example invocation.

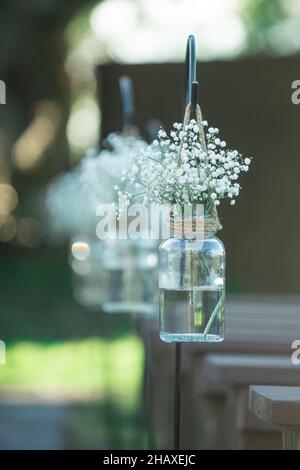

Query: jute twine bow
[173,102,222,238]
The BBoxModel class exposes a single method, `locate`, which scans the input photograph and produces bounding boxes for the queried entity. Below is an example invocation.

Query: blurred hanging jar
[159,209,225,342]
[69,236,105,308]
[100,236,158,316]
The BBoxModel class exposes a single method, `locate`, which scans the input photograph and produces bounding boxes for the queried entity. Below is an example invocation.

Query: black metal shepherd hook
[174,35,198,451]
[184,35,199,113]
[119,75,135,131]
[185,35,195,106]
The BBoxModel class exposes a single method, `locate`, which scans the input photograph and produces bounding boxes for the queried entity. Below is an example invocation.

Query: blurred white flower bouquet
[46,133,147,239]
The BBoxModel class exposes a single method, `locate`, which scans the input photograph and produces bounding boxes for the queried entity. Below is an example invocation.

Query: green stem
[203,290,224,337]
[147,156,166,168]
[130,191,146,199]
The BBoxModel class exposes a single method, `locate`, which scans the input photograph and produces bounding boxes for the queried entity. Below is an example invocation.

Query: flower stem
[203,290,224,337]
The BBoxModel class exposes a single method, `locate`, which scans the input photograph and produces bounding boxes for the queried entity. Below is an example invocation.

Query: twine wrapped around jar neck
[169,206,222,240]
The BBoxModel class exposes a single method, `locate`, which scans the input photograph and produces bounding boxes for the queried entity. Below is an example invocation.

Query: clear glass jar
[101,238,158,316]
[69,236,105,308]
[159,224,225,342]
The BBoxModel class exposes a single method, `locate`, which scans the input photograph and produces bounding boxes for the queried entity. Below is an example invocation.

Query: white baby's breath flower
[158,129,167,138]
[118,118,252,211]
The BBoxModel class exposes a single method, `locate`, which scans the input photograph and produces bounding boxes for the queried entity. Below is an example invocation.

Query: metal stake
[174,342,182,449]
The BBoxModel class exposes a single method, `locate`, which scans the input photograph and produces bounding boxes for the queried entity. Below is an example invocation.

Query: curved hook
[119,75,135,130]
[185,35,198,112]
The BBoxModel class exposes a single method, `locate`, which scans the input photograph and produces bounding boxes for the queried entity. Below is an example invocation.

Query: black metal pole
[174,342,182,449]
[119,75,135,131]
[172,34,198,452]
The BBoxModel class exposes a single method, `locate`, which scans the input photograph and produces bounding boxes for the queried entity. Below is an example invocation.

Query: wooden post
[249,385,300,450]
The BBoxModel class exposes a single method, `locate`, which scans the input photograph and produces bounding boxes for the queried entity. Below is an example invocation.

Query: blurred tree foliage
[242,0,291,53]
[0,0,102,251]
[0,0,98,206]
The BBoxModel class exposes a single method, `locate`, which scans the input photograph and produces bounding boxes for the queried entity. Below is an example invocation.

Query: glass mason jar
[159,216,225,342]
[101,238,158,316]
[69,236,105,308]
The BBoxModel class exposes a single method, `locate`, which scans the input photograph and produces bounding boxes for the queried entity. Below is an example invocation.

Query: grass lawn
[0,246,148,449]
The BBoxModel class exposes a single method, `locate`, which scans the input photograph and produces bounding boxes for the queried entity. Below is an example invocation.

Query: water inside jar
[159,286,224,342]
